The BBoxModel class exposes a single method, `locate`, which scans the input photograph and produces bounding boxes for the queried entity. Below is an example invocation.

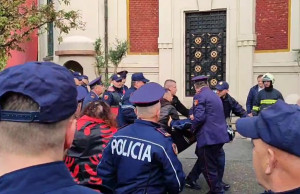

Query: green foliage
[0,0,85,71]
[109,39,128,73]
[94,37,110,86]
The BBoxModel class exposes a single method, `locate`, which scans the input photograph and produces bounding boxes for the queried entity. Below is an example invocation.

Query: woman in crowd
[65,101,117,191]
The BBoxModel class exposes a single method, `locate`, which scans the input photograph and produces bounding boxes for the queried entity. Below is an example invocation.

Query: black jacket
[159,99,179,130]
[221,94,247,119]
[172,95,189,117]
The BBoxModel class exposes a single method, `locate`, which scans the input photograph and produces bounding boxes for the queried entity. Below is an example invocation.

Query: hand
[247,113,253,117]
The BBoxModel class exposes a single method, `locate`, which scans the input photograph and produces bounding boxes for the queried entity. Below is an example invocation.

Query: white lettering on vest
[110,138,152,162]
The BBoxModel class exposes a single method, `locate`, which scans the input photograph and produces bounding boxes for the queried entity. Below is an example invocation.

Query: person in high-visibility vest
[252,73,284,116]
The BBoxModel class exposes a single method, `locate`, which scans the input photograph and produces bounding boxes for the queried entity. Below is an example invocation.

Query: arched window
[64,60,83,74]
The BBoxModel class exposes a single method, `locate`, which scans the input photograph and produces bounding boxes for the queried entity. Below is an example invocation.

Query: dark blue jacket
[221,94,247,119]
[82,91,100,110]
[0,162,99,194]
[97,119,185,194]
[191,87,229,148]
[117,87,137,127]
[103,86,124,107]
[246,85,259,114]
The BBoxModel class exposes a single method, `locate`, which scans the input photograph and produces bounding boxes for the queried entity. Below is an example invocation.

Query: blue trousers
[187,144,225,194]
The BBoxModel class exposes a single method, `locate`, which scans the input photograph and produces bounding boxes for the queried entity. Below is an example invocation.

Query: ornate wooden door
[185,11,226,96]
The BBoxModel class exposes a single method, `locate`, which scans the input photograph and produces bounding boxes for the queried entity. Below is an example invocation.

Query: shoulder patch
[104,95,109,100]
[156,127,171,137]
[172,143,178,155]
[91,94,95,99]
[194,99,199,106]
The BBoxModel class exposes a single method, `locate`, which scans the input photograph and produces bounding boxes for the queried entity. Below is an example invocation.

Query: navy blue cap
[117,70,128,79]
[236,100,300,157]
[82,75,88,80]
[215,81,229,90]
[130,82,165,107]
[192,75,208,82]
[88,76,103,87]
[111,74,122,82]
[0,62,77,123]
[132,73,149,83]
[73,71,82,79]
[77,86,88,101]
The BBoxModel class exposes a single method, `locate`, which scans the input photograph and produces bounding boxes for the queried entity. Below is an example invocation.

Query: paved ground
[178,134,264,194]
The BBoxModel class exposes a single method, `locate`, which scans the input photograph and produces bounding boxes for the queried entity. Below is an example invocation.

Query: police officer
[185,76,229,193]
[82,76,105,109]
[97,82,185,193]
[252,73,284,116]
[103,74,124,116]
[0,62,98,193]
[117,70,129,91]
[214,81,247,191]
[117,72,149,127]
[216,81,247,119]
[237,100,300,193]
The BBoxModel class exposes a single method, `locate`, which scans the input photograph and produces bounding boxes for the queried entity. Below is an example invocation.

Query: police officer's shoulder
[155,127,172,137]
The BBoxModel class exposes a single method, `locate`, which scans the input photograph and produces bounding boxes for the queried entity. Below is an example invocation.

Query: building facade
[38,0,300,107]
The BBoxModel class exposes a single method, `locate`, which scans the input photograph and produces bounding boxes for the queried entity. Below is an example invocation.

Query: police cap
[215,81,229,91]
[132,73,149,83]
[0,62,77,123]
[111,74,123,82]
[88,76,103,87]
[191,75,208,82]
[117,70,128,79]
[130,82,165,107]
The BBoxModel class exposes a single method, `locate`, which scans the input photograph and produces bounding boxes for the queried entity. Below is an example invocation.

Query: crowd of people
[0,61,299,194]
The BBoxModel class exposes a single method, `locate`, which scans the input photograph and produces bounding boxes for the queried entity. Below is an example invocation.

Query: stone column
[237,0,256,104]
[158,0,173,85]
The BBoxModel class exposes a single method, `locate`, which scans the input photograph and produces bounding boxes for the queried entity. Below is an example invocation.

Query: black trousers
[187,144,225,194]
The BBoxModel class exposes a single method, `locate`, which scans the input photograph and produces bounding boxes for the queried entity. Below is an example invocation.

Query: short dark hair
[257,74,263,79]
[164,79,176,88]
[194,80,208,89]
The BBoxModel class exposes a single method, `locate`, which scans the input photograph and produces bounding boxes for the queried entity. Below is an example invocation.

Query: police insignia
[194,100,199,106]
[172,143,178,155]
[104,95,109,100]
[91,95,95,99]
[156,127,171,137]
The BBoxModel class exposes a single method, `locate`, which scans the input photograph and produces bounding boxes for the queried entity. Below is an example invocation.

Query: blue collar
[0,161,76,194]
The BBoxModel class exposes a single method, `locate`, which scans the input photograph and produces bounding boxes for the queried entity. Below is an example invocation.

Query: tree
[0,0,85,70]
[109,39,128,73]
[94,38,128,86]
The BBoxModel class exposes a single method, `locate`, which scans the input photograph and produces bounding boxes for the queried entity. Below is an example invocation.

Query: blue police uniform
[186,76,229,194]
[97,83,185,194]
[82,76,103,109]
[117,73,150,127]
[117,86,137,127]
[82,90,101,109]
[0,162,99,194]
[103,74,124,107]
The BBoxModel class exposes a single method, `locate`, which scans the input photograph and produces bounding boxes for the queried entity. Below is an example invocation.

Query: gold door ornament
[195,65,202,72]
[210,51,218,58]
[210,65,218,72]
[195,37,202,44]
[211,37,218,44]
[195,51,202,58]
[210,79,218,86]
